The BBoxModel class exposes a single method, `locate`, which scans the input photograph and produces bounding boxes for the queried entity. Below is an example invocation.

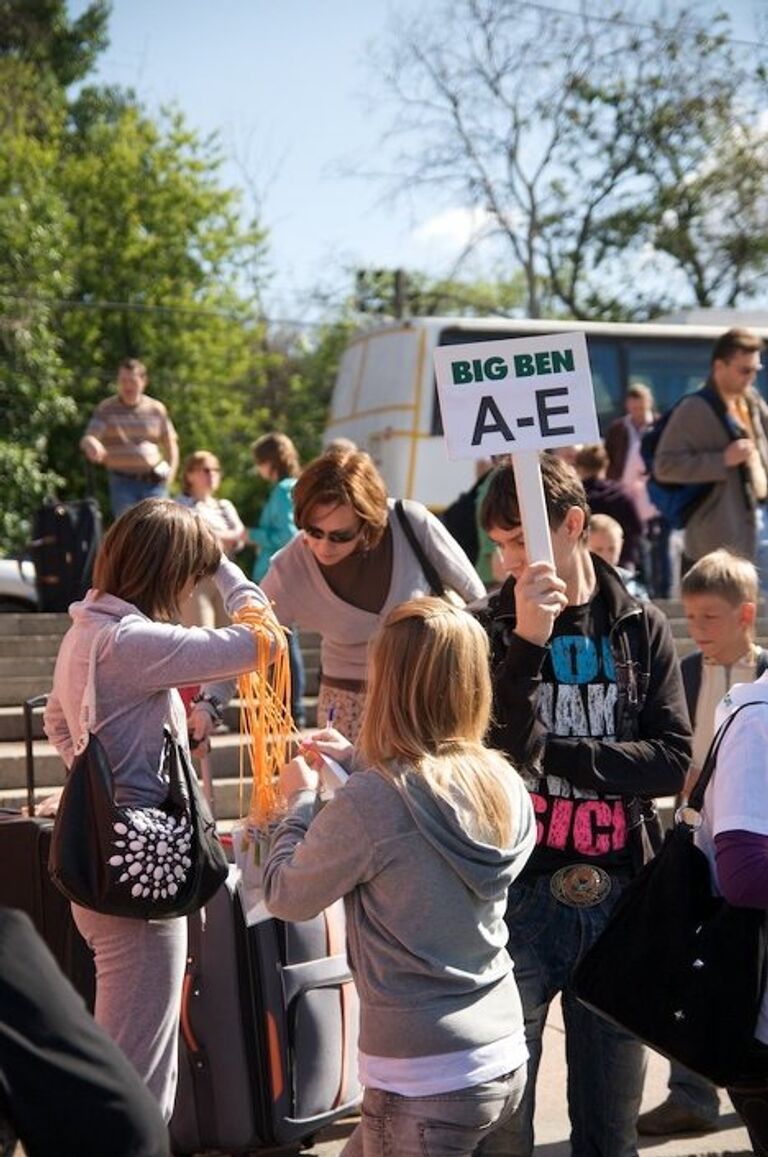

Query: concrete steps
[0,613,321,823]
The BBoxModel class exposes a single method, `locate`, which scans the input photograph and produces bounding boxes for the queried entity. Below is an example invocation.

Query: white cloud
[411,206,495,251]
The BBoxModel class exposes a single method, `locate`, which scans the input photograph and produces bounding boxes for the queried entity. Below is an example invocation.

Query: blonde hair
[358,598,516,847]
[93,498,220,621]
[589,513,624,547]
[682,549,758,608]
[181,450,220,495]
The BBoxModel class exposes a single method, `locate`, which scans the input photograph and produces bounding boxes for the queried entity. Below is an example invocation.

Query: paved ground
[306,997,750,1157]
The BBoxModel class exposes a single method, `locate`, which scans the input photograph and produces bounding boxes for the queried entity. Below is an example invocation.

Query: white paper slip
[319,754,349,796]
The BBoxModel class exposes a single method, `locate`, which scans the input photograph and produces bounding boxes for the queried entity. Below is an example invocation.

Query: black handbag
[49,627,228,920]
[572,702,768,1087]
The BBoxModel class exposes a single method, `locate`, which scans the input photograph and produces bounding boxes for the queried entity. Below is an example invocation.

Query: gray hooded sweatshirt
[263,764,535,1059]
[44,558,264,807]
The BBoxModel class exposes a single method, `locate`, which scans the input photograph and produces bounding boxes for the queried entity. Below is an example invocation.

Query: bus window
[585,340,622,431]
[624,339,712,414]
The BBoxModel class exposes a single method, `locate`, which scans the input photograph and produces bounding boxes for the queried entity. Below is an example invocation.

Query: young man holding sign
[475,453,691,1157]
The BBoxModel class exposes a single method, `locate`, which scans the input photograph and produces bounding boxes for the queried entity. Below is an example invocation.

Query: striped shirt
[85,395,176,474]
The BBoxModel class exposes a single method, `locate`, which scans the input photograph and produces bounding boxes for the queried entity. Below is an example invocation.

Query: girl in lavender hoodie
[44,499,271,1119]
[264,598,536,1157]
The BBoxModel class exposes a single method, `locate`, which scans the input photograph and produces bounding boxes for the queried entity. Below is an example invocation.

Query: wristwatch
[189,692,224,722]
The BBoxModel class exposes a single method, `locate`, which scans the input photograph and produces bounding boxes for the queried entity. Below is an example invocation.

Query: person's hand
[21,789,62,818]
[514,561,568,647]
[280,754,320,798]
[82,435,106,464]
[724,439,754,467]
[187,706,214,755]
[299,727,354,772]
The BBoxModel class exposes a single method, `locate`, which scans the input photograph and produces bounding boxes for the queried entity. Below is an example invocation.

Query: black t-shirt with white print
[523,588,632,874]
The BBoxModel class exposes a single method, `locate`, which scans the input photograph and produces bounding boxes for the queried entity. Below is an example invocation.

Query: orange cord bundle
[232,604,298,827]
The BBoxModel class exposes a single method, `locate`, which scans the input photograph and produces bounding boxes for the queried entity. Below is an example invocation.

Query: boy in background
[588,513,648,600]
[638,548,767,1136]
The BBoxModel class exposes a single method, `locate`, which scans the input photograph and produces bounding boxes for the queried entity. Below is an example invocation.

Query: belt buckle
[550,864,611,908]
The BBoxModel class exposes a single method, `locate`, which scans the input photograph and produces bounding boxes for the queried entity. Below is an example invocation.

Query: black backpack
[29,498,102,613]
[439,477,485,563]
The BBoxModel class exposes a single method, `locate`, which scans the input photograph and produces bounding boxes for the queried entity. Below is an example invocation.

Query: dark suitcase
[30,497,102,612]
[0,696,95,1008]
[171,870,361,1155]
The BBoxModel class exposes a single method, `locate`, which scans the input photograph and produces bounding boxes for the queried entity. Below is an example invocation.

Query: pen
[326,705,336,727]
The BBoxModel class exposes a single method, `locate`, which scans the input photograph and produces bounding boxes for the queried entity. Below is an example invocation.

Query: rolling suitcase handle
[23,695,49,818]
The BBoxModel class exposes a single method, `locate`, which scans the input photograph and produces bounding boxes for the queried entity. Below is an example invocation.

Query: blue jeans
[288,626,306,726]
[668,1060,719,1123]
[107,471,167,519]
[477,872,646,1157]
[341,1066,527,1157]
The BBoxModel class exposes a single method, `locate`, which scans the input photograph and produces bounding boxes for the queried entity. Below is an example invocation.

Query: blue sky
[68,1,763,322]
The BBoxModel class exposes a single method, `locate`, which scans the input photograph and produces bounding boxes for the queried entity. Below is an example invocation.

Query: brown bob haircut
[480,451,590,538]
[252,432,300,480]
[93,498,220,621]
[711,327,764,366]
[293,448,389,549]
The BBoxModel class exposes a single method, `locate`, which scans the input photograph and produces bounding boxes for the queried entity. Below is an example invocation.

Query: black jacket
[476,554,691,860]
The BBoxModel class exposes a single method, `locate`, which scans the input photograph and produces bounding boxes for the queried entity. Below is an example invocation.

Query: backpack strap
[680,651,703,727]
[394,500,446,597]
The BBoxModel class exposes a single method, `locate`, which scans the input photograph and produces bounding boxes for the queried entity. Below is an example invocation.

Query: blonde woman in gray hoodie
[264,598,536,1157]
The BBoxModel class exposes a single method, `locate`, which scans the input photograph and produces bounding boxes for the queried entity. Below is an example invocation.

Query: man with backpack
[653,327,768,580]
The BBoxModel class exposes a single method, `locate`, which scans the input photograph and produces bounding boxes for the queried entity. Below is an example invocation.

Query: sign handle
[512,450,554,566]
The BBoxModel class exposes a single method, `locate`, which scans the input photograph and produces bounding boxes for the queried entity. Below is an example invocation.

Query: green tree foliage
[354,267,529,318]
[0,59,76,549]
[0,0,109,87]
[0,3,285,553]
[375,1,768,319]
[48,97,270,511]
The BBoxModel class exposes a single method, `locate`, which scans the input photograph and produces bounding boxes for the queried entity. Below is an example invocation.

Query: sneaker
[637,1097,719,1136]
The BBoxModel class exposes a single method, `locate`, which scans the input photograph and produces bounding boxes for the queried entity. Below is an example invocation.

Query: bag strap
[75,624,115,753]
[394,500,446,597]
[687,700,764,814]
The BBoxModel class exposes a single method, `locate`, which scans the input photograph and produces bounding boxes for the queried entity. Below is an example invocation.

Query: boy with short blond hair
[638,547,767,1138]
[680,549,764,799]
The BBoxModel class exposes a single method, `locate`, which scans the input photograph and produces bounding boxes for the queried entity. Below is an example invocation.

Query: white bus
[323,315,768,508]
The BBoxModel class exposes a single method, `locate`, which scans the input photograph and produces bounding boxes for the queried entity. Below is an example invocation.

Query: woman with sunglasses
[175,450,246,627]
[257,446,485,740]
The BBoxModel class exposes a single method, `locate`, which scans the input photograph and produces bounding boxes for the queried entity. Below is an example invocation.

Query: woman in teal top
[250,432,306,725]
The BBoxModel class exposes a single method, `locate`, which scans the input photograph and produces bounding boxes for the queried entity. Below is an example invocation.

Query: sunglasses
[304,521,363,544]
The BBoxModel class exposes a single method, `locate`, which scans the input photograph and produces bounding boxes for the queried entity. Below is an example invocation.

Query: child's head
[93,498,220,621]
[360,598,492,763]
[480,452,590,577]
[359,597,514,846]
[681,550,758,662]
[588,513,624,567]
[252,432,300,482]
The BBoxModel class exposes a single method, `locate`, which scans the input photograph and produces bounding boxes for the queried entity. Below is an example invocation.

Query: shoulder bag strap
[756,648,768,680]
[688,700,763,813]
[75,624,115,754]
[394,499,445,597]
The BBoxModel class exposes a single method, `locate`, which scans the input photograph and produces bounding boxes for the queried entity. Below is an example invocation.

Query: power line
[516,1,767,50]
[0,290,335,331]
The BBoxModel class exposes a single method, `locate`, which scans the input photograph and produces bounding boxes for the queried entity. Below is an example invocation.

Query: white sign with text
[433,331,599,460]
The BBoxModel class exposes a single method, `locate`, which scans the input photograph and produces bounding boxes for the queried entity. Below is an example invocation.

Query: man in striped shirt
[81,359,179,517]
